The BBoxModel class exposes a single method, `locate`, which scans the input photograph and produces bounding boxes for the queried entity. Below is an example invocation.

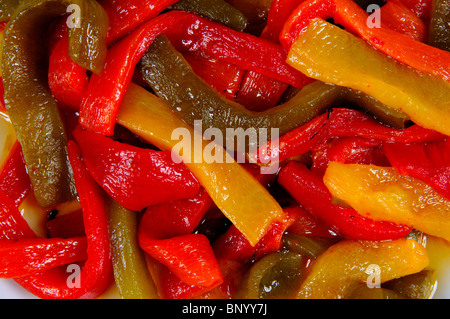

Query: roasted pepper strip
[287,19,450,136]
[428,0,450,51]
[323,162,450,242]
[100,0,178,44]
[140,35,336,145]
[0,141,31,206]
[1,0,108,207]
[169,0,247,31]
[0,0,20,22]
[383,139,450,200]
[278,161,412,240]
[280,0,450,82]
[14,141,113,299]
[107,198,158,299]
[0,237,88,278]
[79,10,312,135]
[255,108,438,164]
[297,239,429,299]
[72,127,200,211]
[116,82,283,246]
[0,189,35,240]
[48,34,89,110]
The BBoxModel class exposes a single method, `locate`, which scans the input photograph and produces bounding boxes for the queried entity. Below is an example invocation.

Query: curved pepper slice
[80,10,312,135]
[107,198,158,299]
[14,141,113,299]
[0,189,35,241]
[138,188,222,288]
[72,127,200,211]
[287,19,450,136]
[297,239,429,299]
[0,237,88,278]
[324,162,450,242]
[278,161,412,241]
[383,139,450,200]
[280,0,450,82]
[48,34,89,110]
[0,141,31,206]
[116,83,284,246]
[1,0,108,207]
[255,108,441,164]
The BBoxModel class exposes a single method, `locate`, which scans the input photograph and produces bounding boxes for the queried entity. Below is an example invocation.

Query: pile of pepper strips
[0,0,449,299]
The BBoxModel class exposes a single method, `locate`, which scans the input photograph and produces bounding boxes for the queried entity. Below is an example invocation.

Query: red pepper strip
[278,161,412,240]
[46,209,86,239]
[381,0,427,42]
[311,137,390,176]
[14,141,113,299]
[0,237,88,279]
[138,188,222,287]
[383,139,450,200]
[323,108,445,143]
[48,34,89,110]
[399,0,432,22]
[235,72,289,111]
[0,78,5,113]
[280,0,450,82]
[79,10,312,135]
[0,141,31,207]
[254,112,328,163]
[183,51,244,101]
[262,0,306,43]
[255,108,444,164]
[0,190,35,241]
[99,0,179,45]
[72,127,200,211]
[284,205,338,238]
[213,208,301,263]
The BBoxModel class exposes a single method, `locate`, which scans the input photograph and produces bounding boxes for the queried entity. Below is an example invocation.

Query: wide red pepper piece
[383,139,450,200]
[280,0,450,82]
[79,10,312,135]
[138,188,222,290]
[0,141,31,207]
[48,34,89,110]
[100,0,179,44]
[14,141,113,299]
[72,127,200,211]
[278,161,412,240]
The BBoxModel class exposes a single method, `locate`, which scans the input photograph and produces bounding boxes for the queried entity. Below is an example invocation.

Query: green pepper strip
[0,0,21,22]
[169,0,248,31]
[1,0,108,207]
[429,0,450,51]
[139,35,408,151]
[107,198,159,299]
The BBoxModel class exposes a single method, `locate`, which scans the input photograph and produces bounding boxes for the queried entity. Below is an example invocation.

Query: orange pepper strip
[324,162,450,242]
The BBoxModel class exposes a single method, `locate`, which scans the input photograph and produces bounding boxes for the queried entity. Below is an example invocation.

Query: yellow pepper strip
[323,162,450,242]
[286,18,450,136]
[116,83,283,246]
[297,238,429,299]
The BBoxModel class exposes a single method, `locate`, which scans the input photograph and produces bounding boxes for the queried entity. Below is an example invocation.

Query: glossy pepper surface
[287,19,450,136]
[324,162,450,242]
[73,128,200,211]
